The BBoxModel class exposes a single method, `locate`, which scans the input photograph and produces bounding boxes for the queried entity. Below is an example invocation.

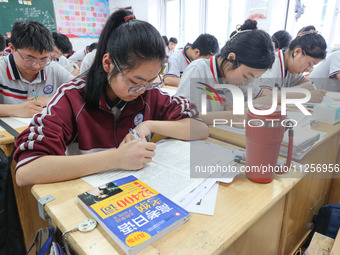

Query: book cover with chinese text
[77,175,190,254]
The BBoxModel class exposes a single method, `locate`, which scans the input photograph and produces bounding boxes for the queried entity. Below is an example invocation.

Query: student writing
[14,9,208,186]
[0,20,74,117]
[252,25,327,103]
[163,34,219,87]
[308,51,340,90]
[176,23,275,125]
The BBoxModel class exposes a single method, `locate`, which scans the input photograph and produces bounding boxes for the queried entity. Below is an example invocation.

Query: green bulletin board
[0,0,56,36]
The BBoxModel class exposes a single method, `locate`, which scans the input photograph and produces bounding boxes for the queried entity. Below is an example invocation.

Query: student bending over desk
[0,20,74,118]
[14,10,208,186]
[176,22,275,125]
[252,25,327,103]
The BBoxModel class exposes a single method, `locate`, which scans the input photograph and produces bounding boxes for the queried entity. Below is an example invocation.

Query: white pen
[129,128,142,141]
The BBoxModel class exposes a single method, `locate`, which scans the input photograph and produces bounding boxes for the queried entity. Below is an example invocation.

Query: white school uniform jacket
[68,48,87,63]
[164,46,191,79]
[252,49,305,90]
[0,54,74,104]
[55,56,70,67]
[176,55,264,112]
[80,49,96,74]
[308,51,340,89]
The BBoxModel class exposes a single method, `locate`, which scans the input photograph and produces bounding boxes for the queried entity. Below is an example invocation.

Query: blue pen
[33,91,38,101]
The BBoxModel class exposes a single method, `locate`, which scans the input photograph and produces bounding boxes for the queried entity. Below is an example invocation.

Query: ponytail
[85,9,165,109]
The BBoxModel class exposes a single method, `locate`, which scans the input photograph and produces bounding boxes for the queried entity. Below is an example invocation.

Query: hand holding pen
[33,91,39,101]
[129,128,142,141]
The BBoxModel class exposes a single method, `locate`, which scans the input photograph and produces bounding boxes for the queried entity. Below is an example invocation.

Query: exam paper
[0,117,30,131]
[82,161,202,202]
[190,183,219,216]
[82,139,237,205]
[11,117,32,125]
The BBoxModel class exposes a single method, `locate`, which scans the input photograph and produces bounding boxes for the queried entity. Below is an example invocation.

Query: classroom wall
[67,0,153,52]
[69,38,98,52]
[110,0,149,21]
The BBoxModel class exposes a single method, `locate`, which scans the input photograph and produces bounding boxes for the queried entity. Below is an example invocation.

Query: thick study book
[280,126,321,160]
[78,175,190,255]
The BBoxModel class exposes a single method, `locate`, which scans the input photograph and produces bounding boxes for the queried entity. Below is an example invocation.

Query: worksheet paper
[12,117,32,125]
[0,117,31,131]
[189,183,219,215]
[82,139,236,207]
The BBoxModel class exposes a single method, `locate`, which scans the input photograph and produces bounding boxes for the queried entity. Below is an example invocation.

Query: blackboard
[0,0,56,36]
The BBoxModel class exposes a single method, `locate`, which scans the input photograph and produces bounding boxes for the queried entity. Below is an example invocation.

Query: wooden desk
[31,137,306,255]
[0,119,50,251]
[209,122,340,254]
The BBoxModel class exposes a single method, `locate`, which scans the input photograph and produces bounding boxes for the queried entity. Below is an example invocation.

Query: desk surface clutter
[0,115,338,255]
[31,137,306,255]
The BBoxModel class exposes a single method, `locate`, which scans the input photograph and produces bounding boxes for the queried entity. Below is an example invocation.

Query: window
[206,0,230,47]
[165,0,181,45]
[158,0,340,50]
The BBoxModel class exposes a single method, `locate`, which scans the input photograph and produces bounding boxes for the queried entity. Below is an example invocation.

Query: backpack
[0,119,26,255]
[0,148,26,255]
[304,203,340,247]
[26,227,64,255]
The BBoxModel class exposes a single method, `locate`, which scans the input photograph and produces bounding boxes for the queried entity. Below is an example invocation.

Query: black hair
[52,32,73,54]
[272,30,292,50]
[289,25,327,59]
[219,28,275,71]
[85,9,165,109]
[0,34,5,52]
[87,42,98,52]
[229,19,257,39]
[10,20,54,53]
[169,37,178,44]
[191,34,219,56]
[162,36,169,46]
[5,37,10,47]
[297,25,316,37]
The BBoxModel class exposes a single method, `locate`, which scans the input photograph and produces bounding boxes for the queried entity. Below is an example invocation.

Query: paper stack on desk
[82,139,238,216]
[280,126,323,160]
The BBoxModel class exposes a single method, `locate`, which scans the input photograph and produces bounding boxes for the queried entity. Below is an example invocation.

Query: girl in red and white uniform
[253,26,327,103]
[176,20,275,125]
[14,10,208,186]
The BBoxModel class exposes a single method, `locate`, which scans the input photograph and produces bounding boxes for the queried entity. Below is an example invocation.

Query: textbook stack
[280,126,322,160]
[78,175,190,255]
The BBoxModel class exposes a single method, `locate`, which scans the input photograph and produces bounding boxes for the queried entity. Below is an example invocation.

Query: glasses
[111,57,163,94]
[16,50,51,67]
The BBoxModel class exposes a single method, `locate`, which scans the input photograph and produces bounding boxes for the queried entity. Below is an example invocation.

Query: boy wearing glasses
[0,20,73,117]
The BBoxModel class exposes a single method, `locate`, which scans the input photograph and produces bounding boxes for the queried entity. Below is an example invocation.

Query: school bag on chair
[26,227,64,255]
[304,203,340,247]
[0,119,26,255]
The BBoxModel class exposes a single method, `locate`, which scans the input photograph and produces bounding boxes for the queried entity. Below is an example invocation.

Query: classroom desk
[209,122,340,254]
[0,119,50,251]
[30,137,306,255]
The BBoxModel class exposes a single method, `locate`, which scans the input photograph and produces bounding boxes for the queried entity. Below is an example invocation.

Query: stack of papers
[82,139,238,216]
[280,126,325,160]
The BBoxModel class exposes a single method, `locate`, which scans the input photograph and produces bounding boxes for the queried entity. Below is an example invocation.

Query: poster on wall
[53,0,109,38]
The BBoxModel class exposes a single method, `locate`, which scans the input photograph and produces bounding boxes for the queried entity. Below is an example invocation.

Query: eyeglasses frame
[111,57,163,94]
